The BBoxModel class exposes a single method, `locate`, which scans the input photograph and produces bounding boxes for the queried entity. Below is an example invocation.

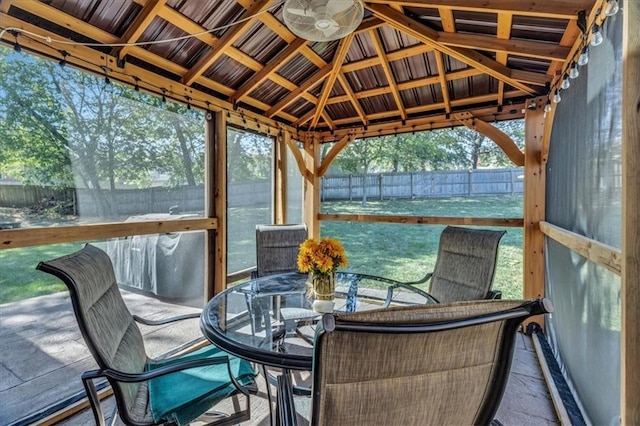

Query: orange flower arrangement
[297,237,348,277]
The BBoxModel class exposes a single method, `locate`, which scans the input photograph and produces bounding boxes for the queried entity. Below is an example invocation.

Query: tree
[0,47,206,216]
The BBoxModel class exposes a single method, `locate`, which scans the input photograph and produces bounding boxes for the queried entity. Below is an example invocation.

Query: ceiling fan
[283,0,364,42]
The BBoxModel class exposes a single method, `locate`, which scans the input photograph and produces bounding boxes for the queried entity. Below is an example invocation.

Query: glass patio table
[199,271,437,371]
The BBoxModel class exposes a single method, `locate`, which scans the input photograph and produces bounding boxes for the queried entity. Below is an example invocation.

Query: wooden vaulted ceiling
[0,0,600,139]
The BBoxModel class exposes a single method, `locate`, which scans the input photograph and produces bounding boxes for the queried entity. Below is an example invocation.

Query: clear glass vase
[310,271,335,313]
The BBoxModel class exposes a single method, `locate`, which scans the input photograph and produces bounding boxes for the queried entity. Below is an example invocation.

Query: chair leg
[82,376,105,426]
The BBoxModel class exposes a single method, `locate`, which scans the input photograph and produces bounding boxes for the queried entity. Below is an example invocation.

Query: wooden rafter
[366,4,538,95]
[317,134,355,177]
[370,29,407,120]
[232,38,307,103]
[438,8,456,32]
[337,73,367,124]
[320,110,335,129]
[434,52,451,113]
[311,34,354,129]
[364,0,587,19]
[182,1,275,86]
[112,0,167,59]
[341,43,433,73]
[266,64,333,117]
[496,13,513,107]
[454,112,524,166]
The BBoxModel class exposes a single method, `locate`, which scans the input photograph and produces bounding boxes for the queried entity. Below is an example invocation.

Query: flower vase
[311,272,335,313]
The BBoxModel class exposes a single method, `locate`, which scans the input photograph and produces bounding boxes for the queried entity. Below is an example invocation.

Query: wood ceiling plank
[311,34,354,128]
[182,0,275,86]
[364,0,590,20]
[113,0,167,59]
[337,73,367,124]
[370,29,407,120]
[366,4,538,95]
[266,63,333,117]
[341,43,433,73]
[232,38,307,102]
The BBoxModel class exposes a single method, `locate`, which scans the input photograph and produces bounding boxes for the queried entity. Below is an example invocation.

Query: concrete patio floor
[0,290,559,425]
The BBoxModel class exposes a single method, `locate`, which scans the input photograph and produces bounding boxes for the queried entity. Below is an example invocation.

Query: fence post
[511,169,516,194]
[468,169,473,196]
[379,174,383,200]
[410,172,414,199]
[349,175,352,201]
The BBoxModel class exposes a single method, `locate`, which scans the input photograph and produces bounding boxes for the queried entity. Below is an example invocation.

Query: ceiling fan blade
[321,21,341,38]
[325,0,357,17]
[286,7,312,16]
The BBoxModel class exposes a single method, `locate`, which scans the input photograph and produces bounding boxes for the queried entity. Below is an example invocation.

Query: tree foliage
[0,47,205,199]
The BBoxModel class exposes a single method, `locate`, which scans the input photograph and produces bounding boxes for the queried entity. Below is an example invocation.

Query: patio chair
[277,298,553,426]
[254,223,308,278]
[36,244,257,426]
[387,226,506,305]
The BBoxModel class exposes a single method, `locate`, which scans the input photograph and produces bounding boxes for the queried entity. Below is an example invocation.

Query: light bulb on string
[11,31,21,53]
[58,51,68,67]
[577,47,589,66]
[133,77,140,92]
[569,62,580,79]
[561,74,571,90]
[544,99,552,113]
[590,25,603,46]
[161,88,167,103]
[553,89,561,104]
[605,0,619,16]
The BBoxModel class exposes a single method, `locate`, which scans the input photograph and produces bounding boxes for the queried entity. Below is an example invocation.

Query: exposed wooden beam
[622,0,640,422]
[319,214,524,227]
[364,0,589,20]
[370,29,407,120]
[366,4,538,95]
[0,218,217,250]
[112,0,166,59]
[311,34,354,128]
[496,13,513,106]
[337,73,367,124]
[320,110,335,129]
[317,134,355,177]
[232,38,307,103]
[435,52,451,113]
[539,222,621,276]
[436,31,570,62]
[295,109,316,126]
[454,112,524,166]
[182,1,275,86]
[438,8,456,32]
[341,43,433,73]
[266,64,333,117]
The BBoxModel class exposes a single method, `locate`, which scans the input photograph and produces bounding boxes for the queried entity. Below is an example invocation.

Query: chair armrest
[133,312,201,326]
[486,290,502,300]
[83,354,254,396]
[402,272,433,286]
[383,282,439,308]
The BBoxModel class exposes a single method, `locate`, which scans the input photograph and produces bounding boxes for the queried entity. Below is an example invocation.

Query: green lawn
[0,243,84,304]
[0,195,524,304]
[320,195,524,299]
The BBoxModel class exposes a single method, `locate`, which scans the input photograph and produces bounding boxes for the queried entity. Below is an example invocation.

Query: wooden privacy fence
[0,168,523,216]
[321,168,524,201]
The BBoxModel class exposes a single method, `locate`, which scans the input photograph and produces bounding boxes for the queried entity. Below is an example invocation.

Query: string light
[561,74,571,90]
[58,50,68,67]
[590,25,603,46]
[9,30,21,52]
[101,66,111,85]
[569,62,580,79]
[185,96,192,110]
[605,0,619,16]
[133,76,140,91]
[544,98,552,114]
[577,47,589,66]
[552,89,562,104]
[161,88,167,103]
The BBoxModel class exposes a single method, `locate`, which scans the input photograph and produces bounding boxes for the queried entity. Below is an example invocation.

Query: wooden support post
[523,97,547,306]
[275,130,288,224]
[303,134,320,238]
[208,111,227,299]
[622,0,640,422]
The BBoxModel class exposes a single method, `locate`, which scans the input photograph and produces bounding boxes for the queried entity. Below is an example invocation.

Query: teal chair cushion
[147,345,257,425]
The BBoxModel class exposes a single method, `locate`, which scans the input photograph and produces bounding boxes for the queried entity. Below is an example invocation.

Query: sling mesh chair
[386,226,507,305]
[278,298,553,426]
[37,244,257,426]
[254,224,308,278]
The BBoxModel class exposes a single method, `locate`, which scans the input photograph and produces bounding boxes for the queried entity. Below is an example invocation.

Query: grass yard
[0,242,85,304]
[320,195,524,299]
[0,195,524,305]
